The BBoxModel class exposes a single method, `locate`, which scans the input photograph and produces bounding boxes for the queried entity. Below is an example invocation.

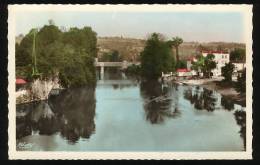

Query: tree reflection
[16,86,96,144]
[140,81,180,124]
[221,96,235,111]
[234,110,246,150]
[184,87,217,112]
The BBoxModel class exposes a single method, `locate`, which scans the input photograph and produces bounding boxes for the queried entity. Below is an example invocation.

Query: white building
[233,62,246,72]
[202,51,230,76]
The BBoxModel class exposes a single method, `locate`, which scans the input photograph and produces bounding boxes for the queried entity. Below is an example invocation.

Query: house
[232,62,246,78]
[202,50,230,76]
[16,78,28,98]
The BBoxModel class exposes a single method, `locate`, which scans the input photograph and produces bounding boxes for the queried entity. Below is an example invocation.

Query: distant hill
[97,37,246,61]
[15,35,246,61]
[97,37,146,61]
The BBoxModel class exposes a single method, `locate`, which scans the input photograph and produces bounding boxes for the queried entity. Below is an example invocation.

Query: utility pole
[32,28,39,78]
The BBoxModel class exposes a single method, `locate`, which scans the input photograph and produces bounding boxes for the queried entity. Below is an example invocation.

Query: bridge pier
[94,59,141,80]
[100,62,104,80]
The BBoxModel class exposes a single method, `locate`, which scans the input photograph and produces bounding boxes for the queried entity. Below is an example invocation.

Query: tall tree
[170,36,183,65]
[230,48,246,63]
[140,33,175,80]
[204,54,216,78]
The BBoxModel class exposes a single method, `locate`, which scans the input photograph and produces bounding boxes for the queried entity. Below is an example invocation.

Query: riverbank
[16,79,62,104]
[180,77,246,106]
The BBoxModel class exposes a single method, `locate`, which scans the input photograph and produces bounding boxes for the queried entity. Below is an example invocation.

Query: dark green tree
[203,54,216,78]
[230,48,246,63]
[140,33,175,80]
[110,50,121,62]
[235,68,246,94]
[15,23,97,87]
[170,36,183,65]
[176,60,187,69]
[221,62,235,82]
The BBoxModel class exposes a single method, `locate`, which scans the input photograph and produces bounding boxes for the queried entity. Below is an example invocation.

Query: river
[16,68,246,151]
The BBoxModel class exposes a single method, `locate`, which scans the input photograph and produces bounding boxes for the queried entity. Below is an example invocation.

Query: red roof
[202,50,229,54]
[16,78,27,84]
[177,68,190,72]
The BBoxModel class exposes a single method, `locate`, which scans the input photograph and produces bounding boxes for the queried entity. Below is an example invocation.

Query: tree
[101,50,121,62]
[204,54,216,78]
[191,54,216,78]
[176,60,187,69]
[235,68,246,93]
[170,36,183,65]
[140,33,175,80]
[221,62,235,82]
[191,54,204,75]
[230,48,246,63]
[15,23,97,87]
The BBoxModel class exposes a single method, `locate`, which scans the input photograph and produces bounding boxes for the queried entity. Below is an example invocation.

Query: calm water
[16,69,246,151]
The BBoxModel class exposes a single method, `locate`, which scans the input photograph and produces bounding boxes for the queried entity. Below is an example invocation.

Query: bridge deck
[95,62,140,67]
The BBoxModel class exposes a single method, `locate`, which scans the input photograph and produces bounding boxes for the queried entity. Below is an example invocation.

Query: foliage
[191,54,216,78]
[125,64,141,75]
[101,50,121,62]
[15,21,97,87]
[230,48,246,63]
[140,33,175,80]
[204,54,216,78]
[221,62,235,82]
[169,36,183,63]
[191,54,204,72]
[235,68,246,94]
[176,60,187,69]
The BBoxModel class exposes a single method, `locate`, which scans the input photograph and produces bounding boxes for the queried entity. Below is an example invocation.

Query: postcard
[8,4,253,159]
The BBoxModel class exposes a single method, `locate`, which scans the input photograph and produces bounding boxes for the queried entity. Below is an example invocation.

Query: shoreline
[180,78,246,107]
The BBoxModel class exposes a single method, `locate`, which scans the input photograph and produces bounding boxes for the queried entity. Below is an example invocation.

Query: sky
[15,11,245,43]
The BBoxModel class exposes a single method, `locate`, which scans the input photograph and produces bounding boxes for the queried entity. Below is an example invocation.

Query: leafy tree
[15,30,35,67]
[125,64,141,75]
[101,50,121,62]
[169,36,183,64]
[230,48,246,63]
[221,62,235,82]
[140,33,175,80]
[110,50,120,62]
[191,54,216,78]
[15,23,97,87]
[176,60,187,69]
[235,68,246,94]
[191,54,204,74]
[203,54,216,78]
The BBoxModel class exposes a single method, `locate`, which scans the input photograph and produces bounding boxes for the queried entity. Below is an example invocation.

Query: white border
[8,4,253,160]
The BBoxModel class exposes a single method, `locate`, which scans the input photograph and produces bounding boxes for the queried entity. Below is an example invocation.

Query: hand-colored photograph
[8,4,252,159]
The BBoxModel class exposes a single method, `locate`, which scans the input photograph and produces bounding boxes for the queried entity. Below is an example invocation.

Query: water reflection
[221,96,235,111]
[234,110,246,150]
[16,69,246,151]
[140,81,180,124]
[184,86,217,112]
[16,86,96,144]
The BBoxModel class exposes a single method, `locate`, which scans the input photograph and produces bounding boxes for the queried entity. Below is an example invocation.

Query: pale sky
[15,11,245,43]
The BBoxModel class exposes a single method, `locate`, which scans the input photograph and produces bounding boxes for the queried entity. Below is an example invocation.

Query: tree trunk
[176,46,179,63]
